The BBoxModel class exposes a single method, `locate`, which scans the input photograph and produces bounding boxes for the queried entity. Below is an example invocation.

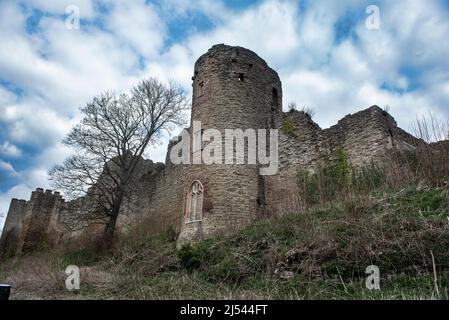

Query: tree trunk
[102,188,124,248]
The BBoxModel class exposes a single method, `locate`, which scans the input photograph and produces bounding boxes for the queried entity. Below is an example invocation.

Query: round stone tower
[177,44,282,245]
[191,44,282,129]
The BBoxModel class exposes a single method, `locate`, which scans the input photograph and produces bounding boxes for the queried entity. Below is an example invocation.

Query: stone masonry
[0,44,441,254]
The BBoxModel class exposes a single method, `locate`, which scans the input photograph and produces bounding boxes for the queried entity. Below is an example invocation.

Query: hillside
[1,182,448,299]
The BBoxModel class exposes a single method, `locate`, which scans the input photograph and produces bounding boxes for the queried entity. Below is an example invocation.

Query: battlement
[29,187,64,203]
[0,187,66,255]
[195,44,275,72]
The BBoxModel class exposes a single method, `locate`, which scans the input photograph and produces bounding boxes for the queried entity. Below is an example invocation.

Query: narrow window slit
[272,88,278,107]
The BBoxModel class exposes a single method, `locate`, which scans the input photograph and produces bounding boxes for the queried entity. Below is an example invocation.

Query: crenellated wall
[0,189,65,255]
[264,105,431,216]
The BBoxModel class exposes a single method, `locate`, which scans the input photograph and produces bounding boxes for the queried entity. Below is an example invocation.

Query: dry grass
[411,112,449,143]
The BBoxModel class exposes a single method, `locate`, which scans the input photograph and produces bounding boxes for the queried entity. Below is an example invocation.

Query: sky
[1,0,449,232]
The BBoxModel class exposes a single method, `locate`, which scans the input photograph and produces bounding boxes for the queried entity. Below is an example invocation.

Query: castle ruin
[0,44,434,254]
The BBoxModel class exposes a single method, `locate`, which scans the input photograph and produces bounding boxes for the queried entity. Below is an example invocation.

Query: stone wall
[264,105,431,217]
[0,189,65,255]
[118,158,186,234]
[0,199,27,255]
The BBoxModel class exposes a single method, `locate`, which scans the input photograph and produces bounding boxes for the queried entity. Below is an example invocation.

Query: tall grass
[411,112,449,143]
[297,148,385,209]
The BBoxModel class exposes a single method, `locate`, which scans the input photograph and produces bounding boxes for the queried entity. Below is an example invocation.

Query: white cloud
[105,0,166,59]
[272,0,449,128]
[26,0,97,19]
[186,0,300,66]
[0,160,19,176]
[0,87,17,106]
[0,142,22,158]
[0,0,179,227]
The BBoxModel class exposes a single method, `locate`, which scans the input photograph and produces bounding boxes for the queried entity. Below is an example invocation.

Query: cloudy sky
[1,0,449,231]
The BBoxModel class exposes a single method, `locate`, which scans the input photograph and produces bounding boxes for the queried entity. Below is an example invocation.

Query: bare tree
[49,78,188,245]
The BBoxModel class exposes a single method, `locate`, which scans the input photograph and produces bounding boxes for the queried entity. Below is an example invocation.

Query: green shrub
[297,148,359,205]
[61,247,102,266]
[176,242,211,270]
[297,149,393,208]
[397,188,448,215]
[334,147,352,187]
[352,163,385,191]
[297,169,320,205]
[282,118,298,137]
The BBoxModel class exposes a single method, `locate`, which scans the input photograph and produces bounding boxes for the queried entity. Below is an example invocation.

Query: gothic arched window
[186,181,204,223]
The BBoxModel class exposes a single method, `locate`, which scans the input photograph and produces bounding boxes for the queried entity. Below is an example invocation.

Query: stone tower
[177,44,282,244]
[0,188,63,255]
[190,44,282,130]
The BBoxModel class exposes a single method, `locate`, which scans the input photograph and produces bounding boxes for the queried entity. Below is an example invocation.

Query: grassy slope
[1,185,448,300]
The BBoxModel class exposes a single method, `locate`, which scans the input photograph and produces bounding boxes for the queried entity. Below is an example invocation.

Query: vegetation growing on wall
[297,144,449,209]
[282,118,298,137]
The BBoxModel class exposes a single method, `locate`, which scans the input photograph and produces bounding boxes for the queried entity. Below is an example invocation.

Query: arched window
[186,181,204,223]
